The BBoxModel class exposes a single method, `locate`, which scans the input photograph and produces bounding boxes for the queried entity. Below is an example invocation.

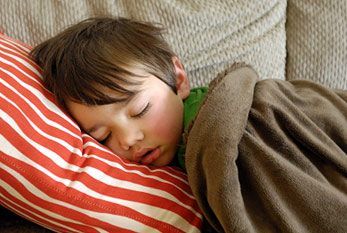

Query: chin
[151,159,170,167]
[152,152,174,167]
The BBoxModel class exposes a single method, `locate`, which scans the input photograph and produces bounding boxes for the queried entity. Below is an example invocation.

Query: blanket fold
[185,64,347,233]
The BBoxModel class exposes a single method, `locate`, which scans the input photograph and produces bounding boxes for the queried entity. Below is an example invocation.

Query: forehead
[85,67,150,105]
[68,72,157,110]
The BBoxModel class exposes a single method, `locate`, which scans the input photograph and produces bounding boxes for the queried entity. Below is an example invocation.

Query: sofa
[0,0,346,232]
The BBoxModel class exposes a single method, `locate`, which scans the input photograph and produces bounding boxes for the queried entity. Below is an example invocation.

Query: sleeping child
[30,17,207,169]
[30,16,347,233]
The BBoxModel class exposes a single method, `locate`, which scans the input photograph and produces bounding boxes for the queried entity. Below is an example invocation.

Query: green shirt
[176,86,208,170]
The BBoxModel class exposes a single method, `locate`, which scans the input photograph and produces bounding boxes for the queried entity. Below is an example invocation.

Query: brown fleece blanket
[185,64,347,233]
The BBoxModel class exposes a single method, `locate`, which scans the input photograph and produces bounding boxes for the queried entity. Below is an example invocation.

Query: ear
[172,56,190,100]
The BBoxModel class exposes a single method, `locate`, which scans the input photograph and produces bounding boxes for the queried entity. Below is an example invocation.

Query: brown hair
[30,17,177,109]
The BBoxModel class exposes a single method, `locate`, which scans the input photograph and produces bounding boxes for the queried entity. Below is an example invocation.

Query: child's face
[67,61,190,167]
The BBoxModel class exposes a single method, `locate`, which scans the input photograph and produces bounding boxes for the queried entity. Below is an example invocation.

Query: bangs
[55,39,147,107]
[60,68,144,107]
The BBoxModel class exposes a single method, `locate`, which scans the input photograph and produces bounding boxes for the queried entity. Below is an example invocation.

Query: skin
[67,57,190,167]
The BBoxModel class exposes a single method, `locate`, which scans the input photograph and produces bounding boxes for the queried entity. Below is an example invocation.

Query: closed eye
[99,133,111,145]
[133,102,152,118]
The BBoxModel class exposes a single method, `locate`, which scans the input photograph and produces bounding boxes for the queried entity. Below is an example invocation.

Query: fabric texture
[185,64,347,232]
[177,87,208,170]
[286,0,347,90]
[0,33,202,232]
[0,0,287,88]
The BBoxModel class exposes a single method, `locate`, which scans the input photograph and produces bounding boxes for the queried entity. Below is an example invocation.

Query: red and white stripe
[0,33,202,233]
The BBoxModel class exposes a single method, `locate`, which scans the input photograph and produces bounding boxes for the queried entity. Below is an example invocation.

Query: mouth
[137,147,161,165]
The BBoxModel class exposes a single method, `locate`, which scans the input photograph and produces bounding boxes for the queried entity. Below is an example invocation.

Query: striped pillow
[0,33,202,232]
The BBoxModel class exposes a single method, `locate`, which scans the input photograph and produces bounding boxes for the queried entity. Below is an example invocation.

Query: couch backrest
[286,0,346,90]
[0,0,287,87]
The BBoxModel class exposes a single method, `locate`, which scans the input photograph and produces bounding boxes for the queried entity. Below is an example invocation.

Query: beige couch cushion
[0,0,287,87]
[286,0,347,90]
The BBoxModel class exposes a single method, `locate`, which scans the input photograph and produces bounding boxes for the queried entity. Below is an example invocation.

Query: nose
[118,127,144,151]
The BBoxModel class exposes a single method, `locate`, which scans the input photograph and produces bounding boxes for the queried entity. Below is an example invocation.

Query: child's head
[30,17,190,167]
[31,17,180,108]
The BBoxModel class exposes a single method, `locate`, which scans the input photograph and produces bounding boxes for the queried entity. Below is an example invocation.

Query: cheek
[147,99,183,140]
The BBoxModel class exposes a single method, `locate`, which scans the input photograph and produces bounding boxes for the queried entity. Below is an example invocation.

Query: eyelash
[133,102,152,118]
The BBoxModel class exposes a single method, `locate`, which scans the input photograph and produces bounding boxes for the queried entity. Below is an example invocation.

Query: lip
[133,148,152,161]
[135,147,161,165]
